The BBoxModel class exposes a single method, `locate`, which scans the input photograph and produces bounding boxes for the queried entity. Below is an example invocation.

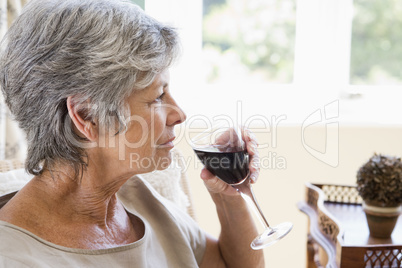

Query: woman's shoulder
[117,175,173,212]
[0,256,31,268]
[0,220,43,263]
[0,182,45,229]
[118,175,186,213]
[118,175,204,239]
[118,175,198,233]
[118,175,206,265]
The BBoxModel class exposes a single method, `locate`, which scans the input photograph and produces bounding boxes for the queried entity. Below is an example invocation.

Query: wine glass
[190,121,292,250]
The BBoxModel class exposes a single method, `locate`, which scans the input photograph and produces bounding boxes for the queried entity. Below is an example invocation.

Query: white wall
[175,125,402,267]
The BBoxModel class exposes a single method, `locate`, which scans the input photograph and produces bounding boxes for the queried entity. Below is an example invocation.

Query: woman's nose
[167,100,187,126]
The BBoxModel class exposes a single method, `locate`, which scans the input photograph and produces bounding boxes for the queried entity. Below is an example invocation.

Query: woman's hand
[199,127,264,268]
[200,127,260,196]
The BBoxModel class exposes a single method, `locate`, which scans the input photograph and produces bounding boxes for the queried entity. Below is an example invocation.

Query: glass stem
[232,177,271,230]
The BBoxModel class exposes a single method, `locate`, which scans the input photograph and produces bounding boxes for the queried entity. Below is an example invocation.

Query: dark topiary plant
[356,153,402,207]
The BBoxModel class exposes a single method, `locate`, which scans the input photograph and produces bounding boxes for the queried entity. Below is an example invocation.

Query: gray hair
[0,0,180,177]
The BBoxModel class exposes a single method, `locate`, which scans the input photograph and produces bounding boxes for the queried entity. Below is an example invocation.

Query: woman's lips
[159,137,175,148]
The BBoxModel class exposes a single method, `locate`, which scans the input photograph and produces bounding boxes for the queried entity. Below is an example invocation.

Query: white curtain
[0,0,28,161]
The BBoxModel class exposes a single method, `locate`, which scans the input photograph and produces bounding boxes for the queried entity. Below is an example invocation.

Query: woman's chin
[134,153,173,173]
[154,154,173,171]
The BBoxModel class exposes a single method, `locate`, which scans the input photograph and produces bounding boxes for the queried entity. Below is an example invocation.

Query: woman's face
[101,70,186,175]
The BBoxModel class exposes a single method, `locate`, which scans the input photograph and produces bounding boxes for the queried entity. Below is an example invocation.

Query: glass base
[250,222,293,250]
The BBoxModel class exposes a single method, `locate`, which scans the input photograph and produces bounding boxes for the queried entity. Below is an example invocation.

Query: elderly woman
[0,0,263,267]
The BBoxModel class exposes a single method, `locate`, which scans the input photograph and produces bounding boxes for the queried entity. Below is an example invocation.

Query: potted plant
[356,153,402,238]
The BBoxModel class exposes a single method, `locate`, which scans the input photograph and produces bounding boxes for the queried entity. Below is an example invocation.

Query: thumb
[201,168,238,195]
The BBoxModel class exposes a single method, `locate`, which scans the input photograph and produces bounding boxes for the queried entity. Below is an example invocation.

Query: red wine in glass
[194,148,249,185]
[191,124,292,249]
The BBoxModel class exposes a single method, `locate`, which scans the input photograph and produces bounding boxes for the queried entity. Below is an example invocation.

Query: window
[350,0,402,85]
[146,0,402,125]
[202,0,296,84]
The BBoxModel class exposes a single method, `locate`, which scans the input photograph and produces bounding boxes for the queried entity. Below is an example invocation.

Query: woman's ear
[66,96,98,141]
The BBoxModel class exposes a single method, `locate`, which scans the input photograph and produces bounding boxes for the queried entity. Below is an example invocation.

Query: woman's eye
[155,93,165,102]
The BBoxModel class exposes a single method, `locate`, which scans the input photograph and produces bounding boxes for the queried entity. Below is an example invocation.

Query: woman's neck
[31,165,130,226]
[0,163,143,249]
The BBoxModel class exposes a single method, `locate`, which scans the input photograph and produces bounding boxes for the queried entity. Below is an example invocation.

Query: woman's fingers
[200,167,215,180]
[199,126,260,195]
[243,127,260,183]
[200,168,239,195]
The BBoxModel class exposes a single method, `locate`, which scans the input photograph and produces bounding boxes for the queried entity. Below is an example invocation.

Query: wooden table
[298,183,402,268]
